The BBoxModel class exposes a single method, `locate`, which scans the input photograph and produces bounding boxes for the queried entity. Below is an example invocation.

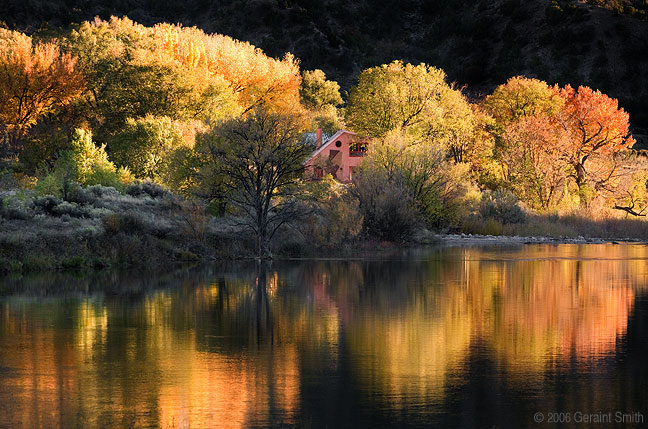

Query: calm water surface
[1,244,647,428]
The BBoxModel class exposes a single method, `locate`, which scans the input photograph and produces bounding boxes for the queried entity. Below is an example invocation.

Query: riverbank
[3,184,648,276]
[0,184,251,275]
[431,233,646,246]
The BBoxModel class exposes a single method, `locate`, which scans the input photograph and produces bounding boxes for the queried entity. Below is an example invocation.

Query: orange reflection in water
[0,287,303,428]
[0,244,646,426]
[156,343,300,428]
[332,245,646,405]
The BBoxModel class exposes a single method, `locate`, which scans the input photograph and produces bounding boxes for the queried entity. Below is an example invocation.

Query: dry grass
[462,212,648,241]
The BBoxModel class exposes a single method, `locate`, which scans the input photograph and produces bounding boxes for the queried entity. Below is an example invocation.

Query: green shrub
[22,255,56,272]
[60,256,86,270]
[87,185,121,199]
[35,129,133,195]
[0,257,22,274]
[34,174,63,197]
[64,183,96,204]
[85,165,131,192]
[110,115,187,181]
[51,201,85,218]
[118,212,150,235]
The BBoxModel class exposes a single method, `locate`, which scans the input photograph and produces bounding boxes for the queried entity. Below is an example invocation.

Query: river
[0,244,647,428]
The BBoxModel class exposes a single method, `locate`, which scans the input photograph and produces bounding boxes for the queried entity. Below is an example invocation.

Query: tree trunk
[256,216,270,259]
[218,200,227,217]
[574,162,589,207]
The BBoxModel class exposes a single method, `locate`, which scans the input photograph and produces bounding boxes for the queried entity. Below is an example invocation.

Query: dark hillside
[4,0,648,126]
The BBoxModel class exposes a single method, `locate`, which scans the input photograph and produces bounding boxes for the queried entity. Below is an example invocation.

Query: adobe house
[304,129,368,183]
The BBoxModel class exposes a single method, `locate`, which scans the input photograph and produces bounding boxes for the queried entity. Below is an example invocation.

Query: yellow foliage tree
[155,23,302,114]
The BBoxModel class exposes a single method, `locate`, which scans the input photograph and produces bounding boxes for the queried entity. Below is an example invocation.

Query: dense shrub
[0,257,22,274]
[300,175,362,247]
[110,115,188,180]
[479,189,526,224]
[51,201,86,218]
[64,183,96,204]
[126,180,169,199]
[101,211,172,238]
[31,195,62,215]
[61,256,86,270]
[353,168,420,241]
[34,174,64,197]
[1,205,32,220]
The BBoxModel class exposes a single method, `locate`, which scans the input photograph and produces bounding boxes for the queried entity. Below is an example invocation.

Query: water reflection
[0,244,647,428]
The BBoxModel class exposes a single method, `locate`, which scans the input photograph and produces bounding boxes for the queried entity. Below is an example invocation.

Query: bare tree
[198,108,309,257]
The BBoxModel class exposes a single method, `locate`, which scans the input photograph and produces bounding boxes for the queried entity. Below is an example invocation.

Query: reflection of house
[304,129,368,183]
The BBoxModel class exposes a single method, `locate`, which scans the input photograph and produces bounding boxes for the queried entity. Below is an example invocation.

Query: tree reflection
[0,244,647,427]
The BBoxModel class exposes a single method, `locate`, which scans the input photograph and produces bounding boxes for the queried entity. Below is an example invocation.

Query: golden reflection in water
[156,343,300,428]
[338,245,646,407]
[0,244,646,426]
[142,286,302,428]
[0,286,304,428]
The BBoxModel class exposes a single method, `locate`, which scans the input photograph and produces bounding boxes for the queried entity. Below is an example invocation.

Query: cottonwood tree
[197,108,310,257]
[557,85,635,205]
[299,69,344,133]
[345,61,452,139]
[500,114,570,210]
[345,61,490,181]
[157,22,302,115]
[0,30,84,155]
[299,69,343,110]
[61,17,240,141]
[482,76,563,184]
[110,115,192,181]
[482,76,563,127]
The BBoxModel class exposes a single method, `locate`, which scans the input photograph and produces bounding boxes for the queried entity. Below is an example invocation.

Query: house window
[335,140,342,148]
[349,141,368,157]
[314,167,324,179]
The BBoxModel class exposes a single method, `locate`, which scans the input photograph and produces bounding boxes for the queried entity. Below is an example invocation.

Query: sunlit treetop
[558,84,635,156]
[155,22,302,114]
[299,69,343,110]
[61,16,302,121]
[482,76,563,126]
[345,61,464,139]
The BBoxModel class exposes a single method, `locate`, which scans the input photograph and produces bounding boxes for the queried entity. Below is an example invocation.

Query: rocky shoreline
[434,233,646,246]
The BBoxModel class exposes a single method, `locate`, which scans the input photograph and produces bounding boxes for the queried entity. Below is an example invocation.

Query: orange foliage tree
[0,29,84,154]
[501,114,570,210]
[482,77,565,202]
[484,77,637,211]
[557,85,635,204]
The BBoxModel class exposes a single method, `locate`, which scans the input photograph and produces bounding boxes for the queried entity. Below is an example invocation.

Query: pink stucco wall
[304,130,367,183]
